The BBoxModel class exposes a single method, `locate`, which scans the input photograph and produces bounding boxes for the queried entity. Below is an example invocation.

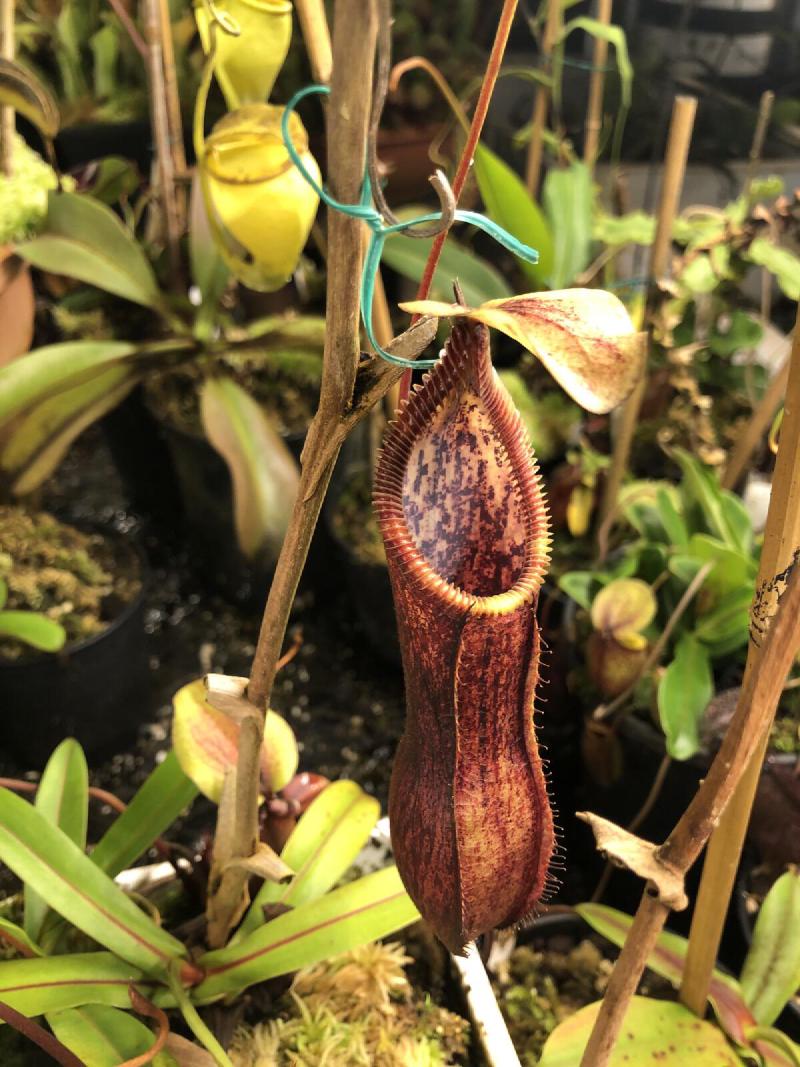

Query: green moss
[771,714,800,754]
[0,137,72,245]
[0,507,140,659]
[230,941,469,1066]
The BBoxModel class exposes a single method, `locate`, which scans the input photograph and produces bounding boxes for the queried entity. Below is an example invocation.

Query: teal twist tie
[281,84,540,369]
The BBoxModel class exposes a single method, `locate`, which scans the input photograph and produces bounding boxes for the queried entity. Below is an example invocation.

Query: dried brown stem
[108,0,148,58]
[120,987,170,1067]
[142,0,182,281]
[743,90,775,198]
[680,309,800,1012]
[580,561,800,1065]
[157,0,187,189]
[525,0,560,198]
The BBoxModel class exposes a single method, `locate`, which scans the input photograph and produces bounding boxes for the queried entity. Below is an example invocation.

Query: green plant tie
[281,84,540,369]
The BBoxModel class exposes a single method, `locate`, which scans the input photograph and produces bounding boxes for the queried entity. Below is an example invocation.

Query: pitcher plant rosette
[375,290,645,953]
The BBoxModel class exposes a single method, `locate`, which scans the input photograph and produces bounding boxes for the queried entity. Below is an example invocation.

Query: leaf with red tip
[375,320,554,953]
[399,289,645,414]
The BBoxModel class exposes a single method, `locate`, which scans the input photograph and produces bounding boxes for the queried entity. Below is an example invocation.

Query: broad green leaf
[17,192,162,309]
[0,340,138,426]
[687,534,756,601]
[658,634,712,760]
[400,290,645,415]
[88,157,140,206]
[0,787,185,975]
[539,996,744,1066]
[2,365,138,495]
[669,555,705,585]
[694,586,753,657]
[719,492,754,556]
[48,1005,177,1067]
[656,487,689,550]
[200,376,299,561]
[90,752,197,878]
[710,309,763,358]
[746,239,800,300]
[25,740,88,944]
[171,678,296,804]
[558,571,597,612]
[673,448,744,549]
[741,869,800,1026]
[591,578,655,649]
[577,903,766,1050]
[239,780,380,939]
[0,953,141,1017]
[593,210,655,247]
[473,143,553,286]
[194,865,419,1002]
[381,218,511,306]
[0,57,59,138]
[542,161,593,289]
[0,611,66,651]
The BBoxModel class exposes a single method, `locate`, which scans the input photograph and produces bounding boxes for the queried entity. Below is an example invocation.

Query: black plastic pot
[0,534,150,768]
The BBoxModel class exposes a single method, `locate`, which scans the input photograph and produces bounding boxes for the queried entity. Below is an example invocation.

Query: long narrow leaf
[90,752,197,878]
[17,192,162,309]
[48,1004,178,1067]
[0,788,185,975]
[0,953,141,1017]
[25,740,88,945]
[200,377,299,560]
[238,780,380,939]
[741,870,800,1026]
[193,865,419,1002]
[2,366,138,495]
[542,162,593,289]
[0,341,138,425]
[0,57,59,137]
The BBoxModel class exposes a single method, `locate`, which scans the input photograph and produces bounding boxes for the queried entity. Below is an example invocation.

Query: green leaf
[238,780,380,940]
[709,309,763,358]
[473,143,554,286]
[0,340,138,426]
[0,917,43,958]
[48,1005,177,1067]
[746,1027,800,1067]
[576,903,755,1048]
[693,586,753,657]
[0,787,186,975]
[558,18,633,109]
[381,218,512,305]
[194,865,419,1002]
[1,365,138,495]
[746,239,800,300]
[719,492,754,556]
[0,57,59,138]
[687,533,756,601]
[199,376,299,561]
[87,158,140,206]
[539,996,745,1066]
[656,487,689,550]
[542,161,593,289]
[25,740,88,945]
[591,578,656,649]
[593,210,655,247]
[658,634,713,760]
[673,448,744,549]
[90,752,197,878]
[0,953,142,1017]
[497,370,580,462]
[741,869,800,1026]
[189,174,228,334]
[0,612,66,652]
[558,572,597,612]
[17,192,162,309]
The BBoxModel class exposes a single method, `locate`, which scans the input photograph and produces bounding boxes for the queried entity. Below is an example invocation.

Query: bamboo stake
[722,349,790,490]
[579,556,800,1066]
[295,0,333,84]
[597,95,697,531]
[0,0,15,176]
[583,0,612,172]
[525,0,561,198]
[142,0,182,279]
[743,89,774,197]
[680,310,800,1014]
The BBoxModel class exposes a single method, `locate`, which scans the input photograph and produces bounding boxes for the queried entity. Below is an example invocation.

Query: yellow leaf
[400,290,645,414]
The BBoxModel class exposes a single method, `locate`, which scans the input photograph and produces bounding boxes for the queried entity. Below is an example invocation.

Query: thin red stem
[399,0,519,400]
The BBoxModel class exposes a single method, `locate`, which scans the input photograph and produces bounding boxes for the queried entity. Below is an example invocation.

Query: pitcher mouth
[374,321,550,618]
